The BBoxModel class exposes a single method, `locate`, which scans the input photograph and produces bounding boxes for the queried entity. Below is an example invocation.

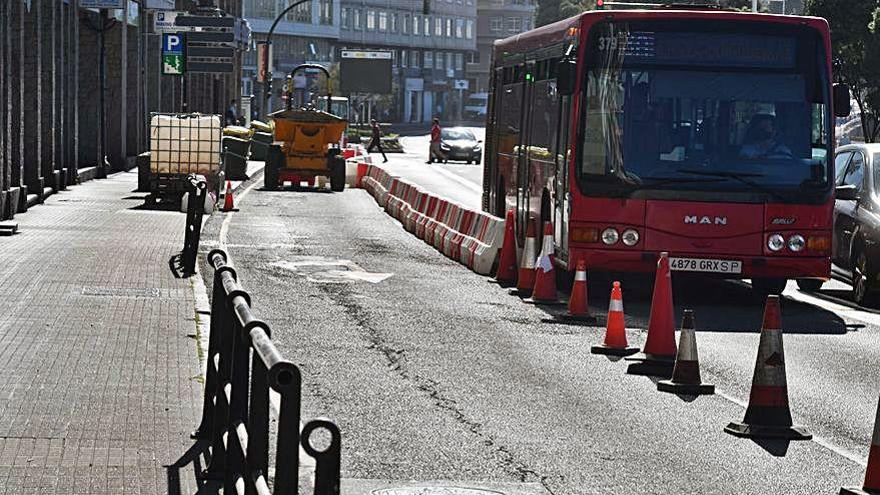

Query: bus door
[494,63,527,241]
[516,62,535,240]
[554,81,573,264]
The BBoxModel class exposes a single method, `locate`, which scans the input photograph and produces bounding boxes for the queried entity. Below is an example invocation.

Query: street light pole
[262,0,313,118]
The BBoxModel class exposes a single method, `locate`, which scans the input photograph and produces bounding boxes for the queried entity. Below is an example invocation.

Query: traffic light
[596,0,604,9]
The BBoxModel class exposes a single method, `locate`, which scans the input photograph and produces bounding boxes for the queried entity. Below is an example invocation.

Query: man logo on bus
[684,215,728,225]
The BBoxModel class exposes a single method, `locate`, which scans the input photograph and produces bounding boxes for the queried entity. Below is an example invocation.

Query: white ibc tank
[150,114,221,175]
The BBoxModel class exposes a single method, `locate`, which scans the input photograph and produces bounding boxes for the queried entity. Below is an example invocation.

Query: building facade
[468,0,535,94]
[338,0,477,123]
[241,0,340,114]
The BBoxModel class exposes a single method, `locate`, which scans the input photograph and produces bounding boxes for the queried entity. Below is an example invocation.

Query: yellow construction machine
[265,64,348,192]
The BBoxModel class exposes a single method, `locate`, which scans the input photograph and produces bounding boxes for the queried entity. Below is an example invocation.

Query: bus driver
[739,113,793,160]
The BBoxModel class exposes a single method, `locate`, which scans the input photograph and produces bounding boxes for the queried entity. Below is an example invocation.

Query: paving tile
[0,173,205,494]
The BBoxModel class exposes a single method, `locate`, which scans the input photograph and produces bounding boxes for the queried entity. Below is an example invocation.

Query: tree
[536,0,597,27]
[806,0,880,142]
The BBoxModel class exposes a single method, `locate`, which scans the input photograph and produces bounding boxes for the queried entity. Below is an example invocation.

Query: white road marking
[714,388,867,466]
[219,179,262,246]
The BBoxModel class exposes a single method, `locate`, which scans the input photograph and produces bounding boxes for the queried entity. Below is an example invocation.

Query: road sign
[339,50,393,94]
[153,10,184,33]
[80,0,125,7]
[454,79,469,90]
[187,62,234,73]
[162,33,184,75]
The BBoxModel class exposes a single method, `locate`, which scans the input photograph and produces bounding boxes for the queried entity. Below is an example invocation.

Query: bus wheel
[795,279,824,292]
[751,278,787,297]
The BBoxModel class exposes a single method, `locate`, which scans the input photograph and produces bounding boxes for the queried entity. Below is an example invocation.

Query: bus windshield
[579,22,831,199]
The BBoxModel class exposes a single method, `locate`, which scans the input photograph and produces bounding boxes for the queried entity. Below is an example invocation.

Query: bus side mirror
[556,59,577,96]
[834,83,851,118]
[836,183,859,201]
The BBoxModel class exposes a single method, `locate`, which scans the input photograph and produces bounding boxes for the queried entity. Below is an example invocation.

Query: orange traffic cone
[222,180,236,212]
[626,252,677,377]
[557,259,595,322]
[591,281,639,356]
[526,221,563,305]
[492,209,517,286]
[657,309,714,395]
[510,218,537,297]
[841,397,880,494]
[724,296,811,440]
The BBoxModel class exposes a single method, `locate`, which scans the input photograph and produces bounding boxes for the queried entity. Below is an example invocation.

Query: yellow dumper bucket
[270,108,347,155]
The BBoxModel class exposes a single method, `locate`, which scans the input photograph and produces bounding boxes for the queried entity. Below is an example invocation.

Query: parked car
[800,143,880,305]
[439,127,483,164]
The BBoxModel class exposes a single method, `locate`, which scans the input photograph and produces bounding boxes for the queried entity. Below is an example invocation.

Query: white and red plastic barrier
[359,164,504,275]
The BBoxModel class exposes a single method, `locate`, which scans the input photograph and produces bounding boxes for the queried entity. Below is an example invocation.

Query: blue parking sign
[163,34,183,55]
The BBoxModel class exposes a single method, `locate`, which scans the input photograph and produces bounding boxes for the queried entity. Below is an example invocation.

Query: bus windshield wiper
[638,176,726,188]
[674,169,790,202]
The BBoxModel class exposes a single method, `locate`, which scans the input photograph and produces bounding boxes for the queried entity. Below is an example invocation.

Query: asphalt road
[198,143,880,493]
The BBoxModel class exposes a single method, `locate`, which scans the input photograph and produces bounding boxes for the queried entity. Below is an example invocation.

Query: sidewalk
[0,171,202,494]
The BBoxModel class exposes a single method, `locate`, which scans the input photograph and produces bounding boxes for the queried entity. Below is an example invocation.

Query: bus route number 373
[668,257,743,274]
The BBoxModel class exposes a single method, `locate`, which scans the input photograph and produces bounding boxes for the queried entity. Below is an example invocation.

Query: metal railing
[193,248,341,495]
[181,174,208,276]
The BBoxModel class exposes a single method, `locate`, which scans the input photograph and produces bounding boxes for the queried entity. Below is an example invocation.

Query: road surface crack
[321,285,557,494]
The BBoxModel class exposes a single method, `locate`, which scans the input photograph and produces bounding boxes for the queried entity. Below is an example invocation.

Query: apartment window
[435,17,442,36]
[354,9,362,29]
[286,0,311,22]
[467,51,479,63]
[446,18,453,37]
[341,7,351,29]
[378,11,388,31]
[455,52,463,70]
[411,50,420,68]
[506,16,521,33]
[466,0,473,5]
[465,19,474,39]
[424,17,431,36]
[391,13,398,33]
[367,10,376,30]
[455,18,463,38]
[436,51,444,70]
[400,49,407,67]
[424,51,433,69]
[404,14,411,34]
[523,18,531,31]
[489,17,503,33]
[252,0,275,17]
[412,15,420,35]
[446,52,453,70]
[320,0,333,25]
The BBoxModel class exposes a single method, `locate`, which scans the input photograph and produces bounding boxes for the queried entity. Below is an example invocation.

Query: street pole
[99,9,107,178]
[752,0,758,11]
[262,0,313,119]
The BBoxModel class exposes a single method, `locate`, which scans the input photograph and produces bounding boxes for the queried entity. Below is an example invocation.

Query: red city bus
[482,7,851,294]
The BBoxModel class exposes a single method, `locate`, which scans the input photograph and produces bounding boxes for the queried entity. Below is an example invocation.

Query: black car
[802,143,880,305]
[439,127,483,164]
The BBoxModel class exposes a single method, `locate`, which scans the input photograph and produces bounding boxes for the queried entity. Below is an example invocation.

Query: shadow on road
[751,438,791,457]
[531,274,849,335]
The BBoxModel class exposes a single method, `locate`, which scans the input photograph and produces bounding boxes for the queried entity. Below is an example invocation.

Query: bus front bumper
[569,248,830,280]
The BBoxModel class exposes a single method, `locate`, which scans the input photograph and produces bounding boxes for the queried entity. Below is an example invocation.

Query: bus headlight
[788,234,806,252]
[768,234,785,252]
[601,228,619,245]
[621,229,640,246]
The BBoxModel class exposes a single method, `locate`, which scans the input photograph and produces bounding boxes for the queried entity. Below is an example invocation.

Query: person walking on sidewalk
[427,118,447,164]
[367,119,389,163]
